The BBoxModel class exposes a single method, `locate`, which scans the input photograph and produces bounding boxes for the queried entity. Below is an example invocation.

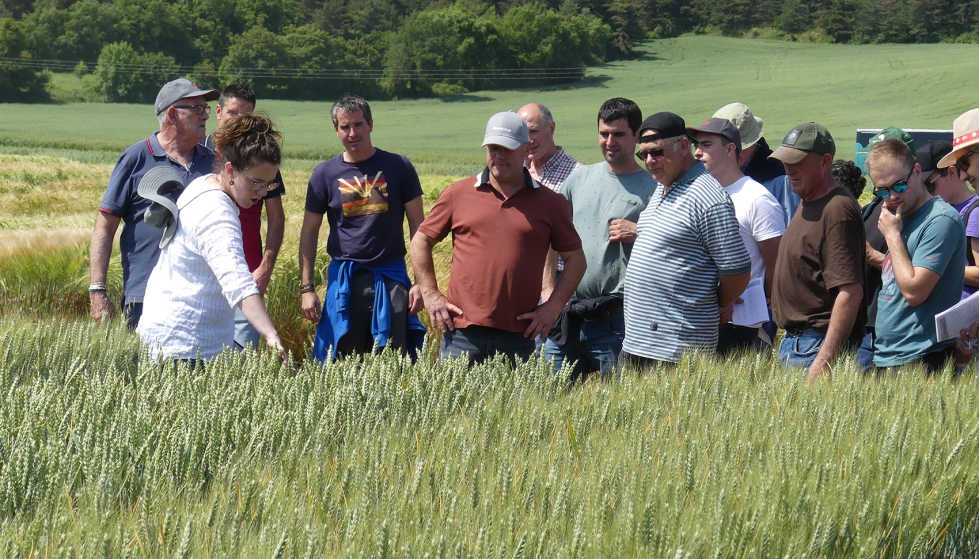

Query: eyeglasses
[956,147,979,172]
[174,103,210,115]
[240,171,280,192]
[636,139,681,161]
[872,168,914,199]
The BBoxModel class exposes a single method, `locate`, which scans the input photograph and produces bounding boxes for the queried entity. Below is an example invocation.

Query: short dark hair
[332,93,372,128]
[832,159,866,199]
[597,98,642,134]
[219,83,256,108]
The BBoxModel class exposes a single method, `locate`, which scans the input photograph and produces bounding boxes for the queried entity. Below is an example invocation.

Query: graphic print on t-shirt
[339,171,389,217]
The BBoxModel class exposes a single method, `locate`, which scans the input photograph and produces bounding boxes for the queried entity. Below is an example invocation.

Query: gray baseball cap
[482,111,529,149]
[154,78,219,115]
[138,166,186,248]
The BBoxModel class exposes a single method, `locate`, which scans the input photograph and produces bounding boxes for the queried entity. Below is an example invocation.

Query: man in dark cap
[770,122,866,380]
[89,78,218,329]
[620,112,750,368]
[919,140,979,300]
[690,117,785,356]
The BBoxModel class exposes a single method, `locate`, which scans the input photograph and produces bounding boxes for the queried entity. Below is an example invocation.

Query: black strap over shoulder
[963,198,979,266]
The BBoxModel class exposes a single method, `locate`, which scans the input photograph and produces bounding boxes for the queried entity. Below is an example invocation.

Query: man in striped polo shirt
[770,122,866,381]
[621,112,751,369]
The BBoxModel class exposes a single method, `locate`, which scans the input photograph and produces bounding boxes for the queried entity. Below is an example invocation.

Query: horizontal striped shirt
[622,162,750,362]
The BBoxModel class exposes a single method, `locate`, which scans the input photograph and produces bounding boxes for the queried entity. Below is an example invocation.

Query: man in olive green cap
[770,122,867,380]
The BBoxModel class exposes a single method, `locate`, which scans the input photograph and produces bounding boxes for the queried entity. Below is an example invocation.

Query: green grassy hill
[3,36,977,174]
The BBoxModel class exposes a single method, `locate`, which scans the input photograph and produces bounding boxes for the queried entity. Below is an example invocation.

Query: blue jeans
[234,306,261,350]
[544,312,624,382]
[855,330,875,372]
[779,330,863,371]
[441,325,536,365]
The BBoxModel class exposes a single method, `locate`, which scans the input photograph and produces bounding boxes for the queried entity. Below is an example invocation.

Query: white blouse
[138,175,259,361]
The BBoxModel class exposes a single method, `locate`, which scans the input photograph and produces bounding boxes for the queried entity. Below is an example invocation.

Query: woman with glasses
[137,113,285,364]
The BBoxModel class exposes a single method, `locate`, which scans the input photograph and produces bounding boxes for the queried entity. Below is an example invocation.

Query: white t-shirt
[138,175,259,361]
[724,176,786,284]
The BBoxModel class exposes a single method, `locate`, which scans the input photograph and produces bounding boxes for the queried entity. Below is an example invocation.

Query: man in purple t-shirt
[919,141,979,299]
[298,93,426,357]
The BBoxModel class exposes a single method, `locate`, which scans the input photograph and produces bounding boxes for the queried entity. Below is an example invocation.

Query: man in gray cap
[410,111,586,364]
[621,112,750,369]
[89,78,218,329]
[714,103,799,225]
[770,122,866,380]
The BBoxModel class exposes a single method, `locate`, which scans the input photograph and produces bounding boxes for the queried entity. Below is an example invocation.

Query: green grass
[6,36,979,173]
[2,319,979,557]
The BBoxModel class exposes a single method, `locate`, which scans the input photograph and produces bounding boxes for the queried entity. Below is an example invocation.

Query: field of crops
[3,36,979,556]
[3,320,979,557]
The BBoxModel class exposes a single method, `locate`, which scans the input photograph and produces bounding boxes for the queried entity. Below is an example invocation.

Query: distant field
[3,36,978,174]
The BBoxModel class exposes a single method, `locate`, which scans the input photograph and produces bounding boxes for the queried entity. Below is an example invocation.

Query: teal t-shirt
[559,163,658,299]
[874,197,966,367]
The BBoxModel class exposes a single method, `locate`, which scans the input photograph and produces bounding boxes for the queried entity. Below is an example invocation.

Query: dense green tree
[55,0,119,62]
[383,3,506,97]
[92,41,178,102]
[0,17,49,101]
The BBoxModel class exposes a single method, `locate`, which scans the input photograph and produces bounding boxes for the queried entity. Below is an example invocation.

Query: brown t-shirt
[772,186,867,336]
[418,169,582,332]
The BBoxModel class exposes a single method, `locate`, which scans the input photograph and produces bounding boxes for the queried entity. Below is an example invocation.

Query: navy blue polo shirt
[99,132,216,304]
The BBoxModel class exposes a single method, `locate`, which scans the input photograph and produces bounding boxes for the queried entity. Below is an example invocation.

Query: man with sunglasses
[620,112,750,369]
[541,98,656,382]
[770,122,866,380]
[89,78,218,329]
[866,139,966,372]
[917,141,979,300]
[203,84,287,350]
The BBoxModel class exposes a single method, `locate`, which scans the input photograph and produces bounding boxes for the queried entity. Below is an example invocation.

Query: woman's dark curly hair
[833,159,866,200]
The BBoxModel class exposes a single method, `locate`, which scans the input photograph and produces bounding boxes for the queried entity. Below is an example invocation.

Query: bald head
[518,103,557,164]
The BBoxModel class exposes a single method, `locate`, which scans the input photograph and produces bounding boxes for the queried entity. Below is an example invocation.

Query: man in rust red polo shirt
[410,111,586,364]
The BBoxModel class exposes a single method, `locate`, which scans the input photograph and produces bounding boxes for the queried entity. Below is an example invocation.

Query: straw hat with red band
[937,108,979,168]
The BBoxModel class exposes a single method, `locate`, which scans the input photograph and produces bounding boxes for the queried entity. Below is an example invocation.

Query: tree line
[2,0,979,102]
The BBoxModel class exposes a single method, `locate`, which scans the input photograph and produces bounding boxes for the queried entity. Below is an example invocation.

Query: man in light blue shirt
[867,139,967,372]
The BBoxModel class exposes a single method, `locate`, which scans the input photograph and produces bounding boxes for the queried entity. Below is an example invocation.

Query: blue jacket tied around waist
[312,258,426,361]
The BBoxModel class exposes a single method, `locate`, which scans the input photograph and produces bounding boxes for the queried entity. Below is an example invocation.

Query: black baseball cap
[638,112,686,142]
[916,141,953,183]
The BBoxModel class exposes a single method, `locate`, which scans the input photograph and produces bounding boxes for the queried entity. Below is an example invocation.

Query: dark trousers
[336,269,409,357]
[875,345,956,376]
[618,350,674,372]
[715,324,762,357]
[123,301,143,331]
[440,325,535,366]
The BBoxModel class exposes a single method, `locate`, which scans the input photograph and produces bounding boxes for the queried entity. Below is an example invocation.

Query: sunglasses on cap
[872,167,914,199]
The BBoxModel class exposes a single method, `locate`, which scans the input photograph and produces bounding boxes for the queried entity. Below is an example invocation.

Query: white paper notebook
[935,290,979,342]
[732,278,769,328]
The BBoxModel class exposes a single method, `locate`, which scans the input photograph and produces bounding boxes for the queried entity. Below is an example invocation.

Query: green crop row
[1,319,978,557]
